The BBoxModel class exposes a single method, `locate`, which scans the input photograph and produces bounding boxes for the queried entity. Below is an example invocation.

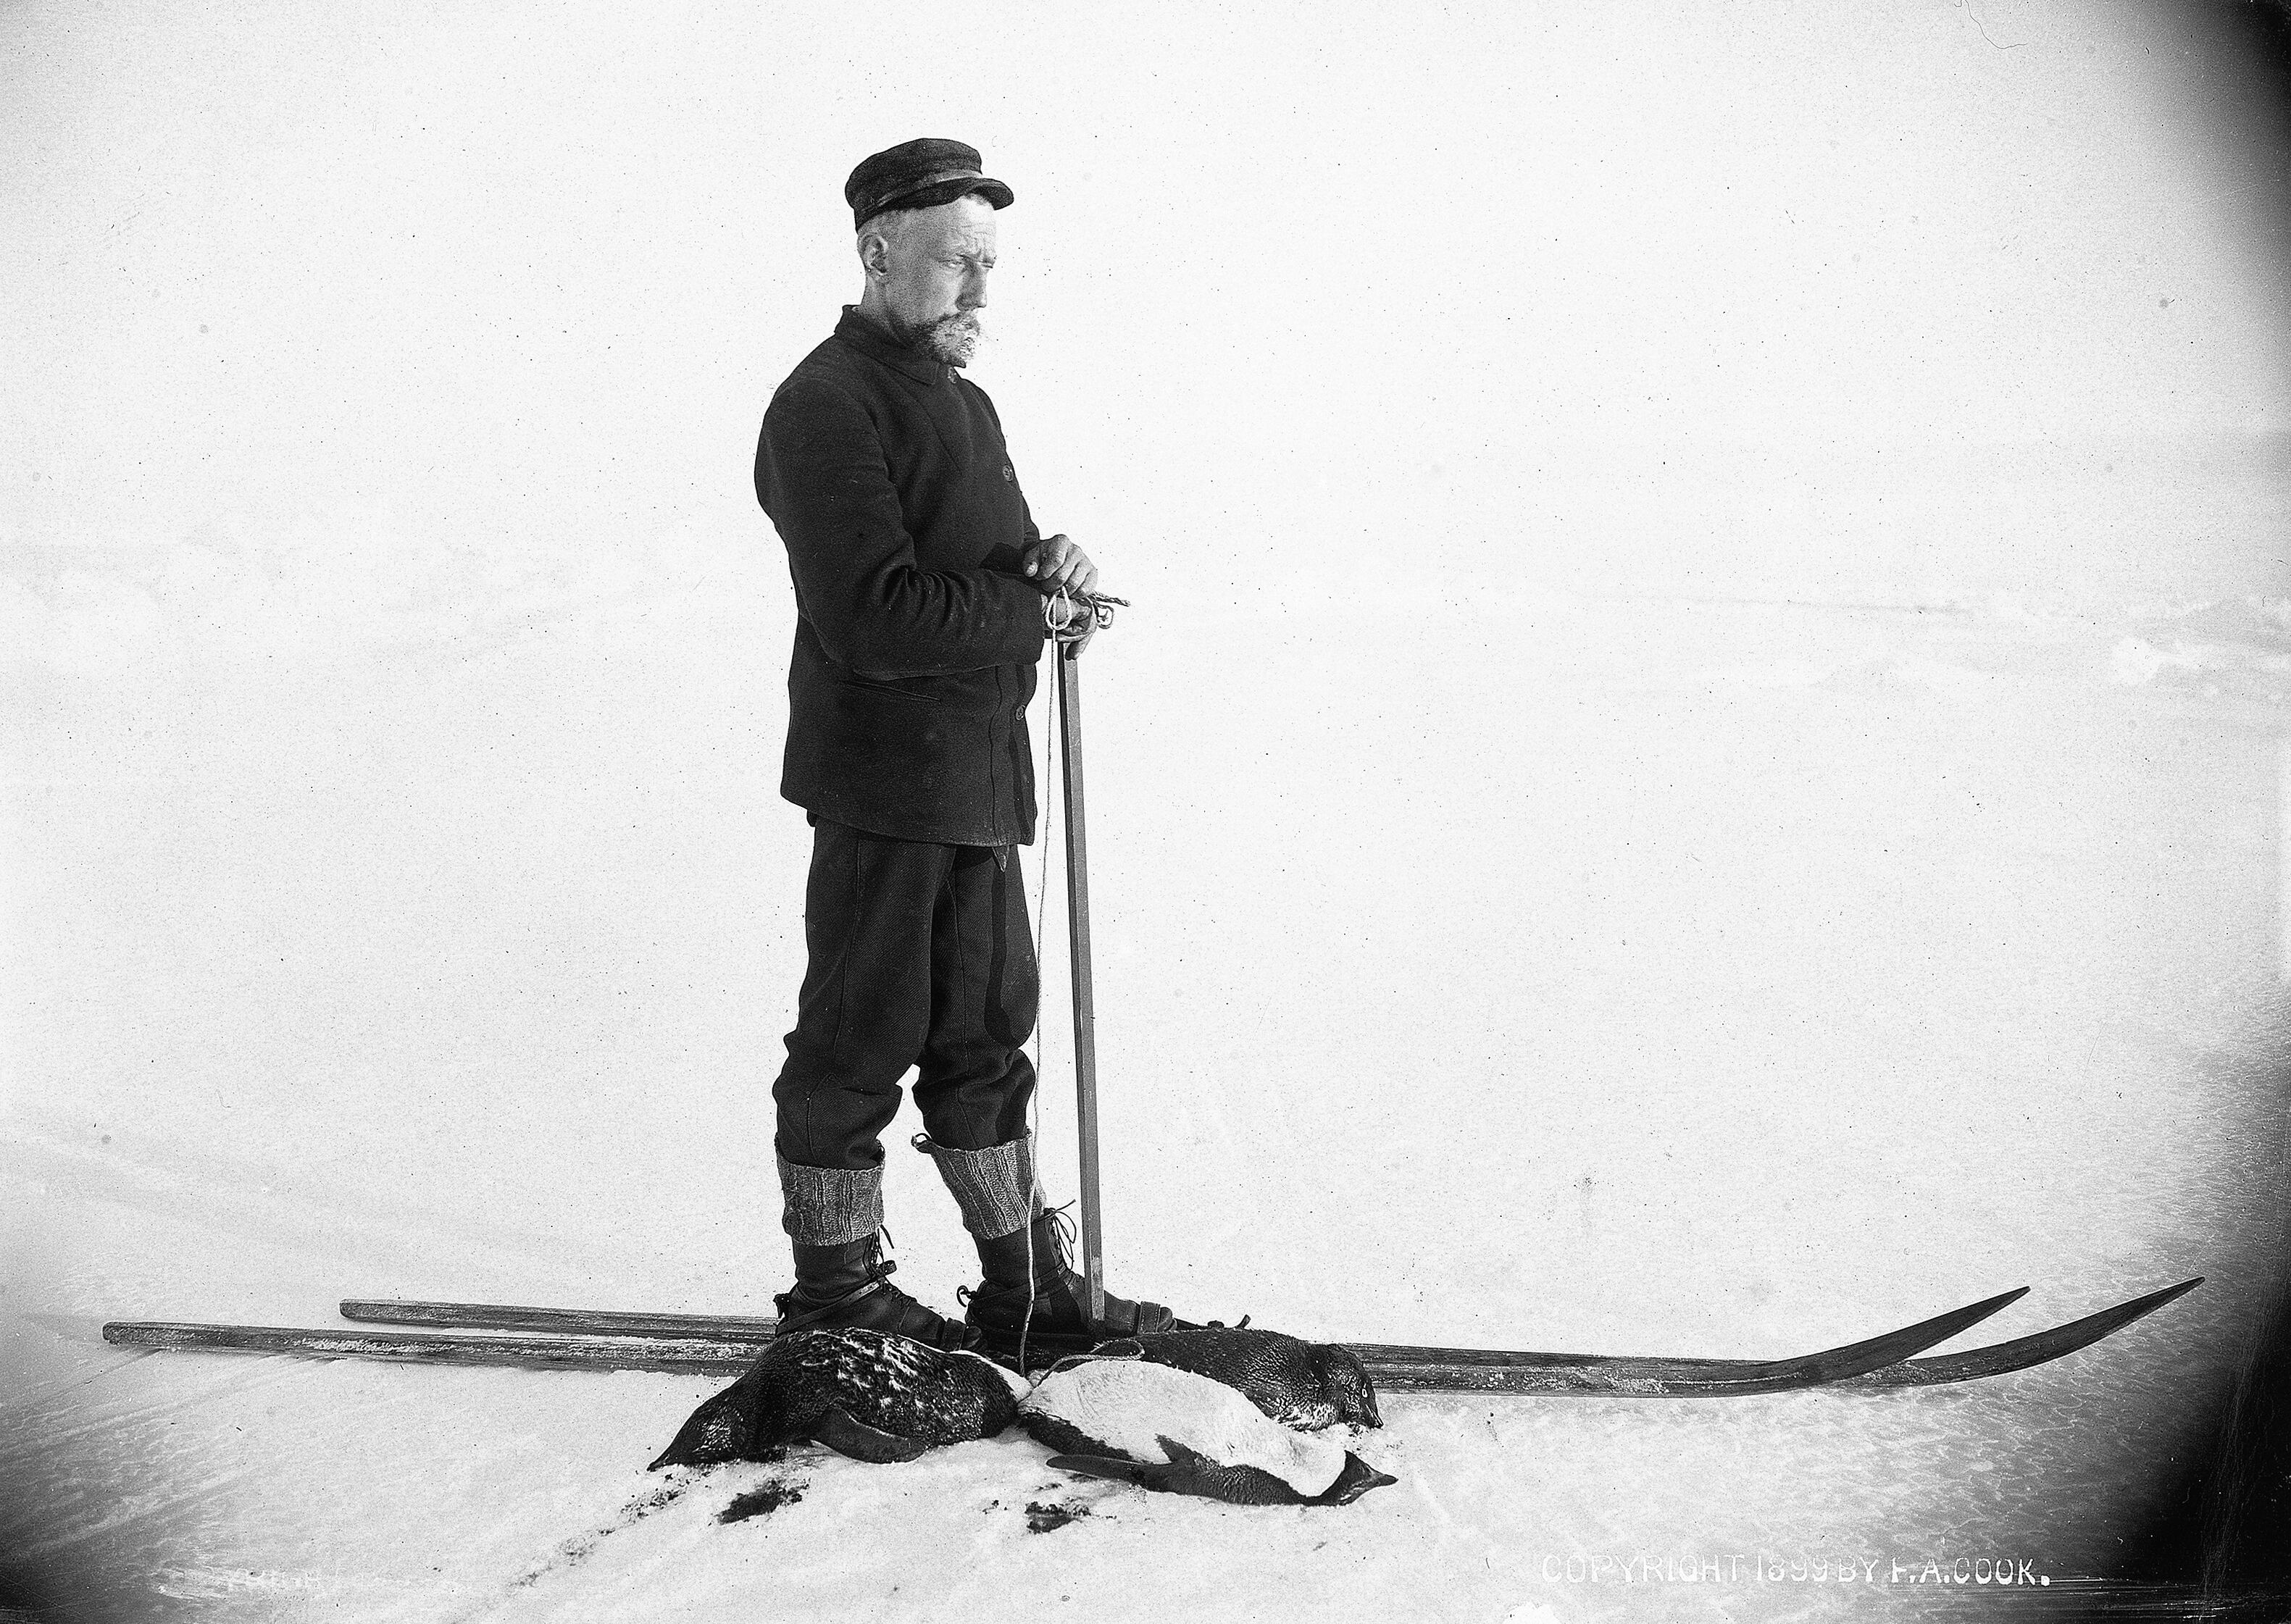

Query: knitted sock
[775,1154,884,1247]
[911,1132,1040,1242]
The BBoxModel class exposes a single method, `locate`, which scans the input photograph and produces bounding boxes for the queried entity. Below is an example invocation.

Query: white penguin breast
[1023,1361,1348,1499]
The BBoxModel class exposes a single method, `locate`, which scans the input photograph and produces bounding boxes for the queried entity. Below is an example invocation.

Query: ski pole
[1055,637,1106,1326]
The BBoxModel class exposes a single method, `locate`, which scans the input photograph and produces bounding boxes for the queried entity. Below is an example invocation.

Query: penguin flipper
[1050,1439,1307,1505]
[808,1405,929,1464]
[1046,1453,1172,1490]
[1021,1410,1122,1457]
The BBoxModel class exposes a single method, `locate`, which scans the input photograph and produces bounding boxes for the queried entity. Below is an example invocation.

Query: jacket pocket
[840,673,946,704]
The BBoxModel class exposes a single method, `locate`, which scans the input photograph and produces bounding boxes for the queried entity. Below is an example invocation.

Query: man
[754,138,1182,1360]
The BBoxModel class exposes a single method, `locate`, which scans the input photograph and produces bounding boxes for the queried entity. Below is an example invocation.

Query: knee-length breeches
[773,819,1040,1171]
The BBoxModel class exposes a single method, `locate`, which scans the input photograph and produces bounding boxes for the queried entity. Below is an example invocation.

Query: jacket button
[1014,707,1025,721]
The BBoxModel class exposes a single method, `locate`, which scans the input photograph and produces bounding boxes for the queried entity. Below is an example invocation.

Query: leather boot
[772,1231,982,1353]
[962,1207,1181,1364]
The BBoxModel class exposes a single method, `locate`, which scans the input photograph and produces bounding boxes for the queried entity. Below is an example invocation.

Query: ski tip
[2035,1276,2205,1344]
[1880,1286,2025,1348]
[1895,1286,2029,1337]
[1906,1286,2030,1343]
[2135,1276,2204,1308]
[338,1299,433,1326]
[1747,1285,2037,1386]
[1944,1286,2030,1332]
[1850,1274,2211,1389]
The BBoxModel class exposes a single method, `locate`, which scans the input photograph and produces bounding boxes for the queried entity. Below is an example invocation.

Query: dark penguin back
[650,1329,1022,1470]
[1096,1327,1382,1431]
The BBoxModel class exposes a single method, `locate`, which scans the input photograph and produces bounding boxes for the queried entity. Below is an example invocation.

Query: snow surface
[8,575,2288,1622]
[7,1,2291,1620]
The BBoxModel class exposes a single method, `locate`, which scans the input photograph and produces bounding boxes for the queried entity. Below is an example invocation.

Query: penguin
[648,1328,1030,1470]
[1019,1360,1396,1507]
[1093,1327,1383,1431]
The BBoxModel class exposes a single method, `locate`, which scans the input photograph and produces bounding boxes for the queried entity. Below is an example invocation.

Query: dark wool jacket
[757,308,1049,846]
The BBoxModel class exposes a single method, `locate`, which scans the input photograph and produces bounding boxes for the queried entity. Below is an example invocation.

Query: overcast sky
[4,0,2286,607]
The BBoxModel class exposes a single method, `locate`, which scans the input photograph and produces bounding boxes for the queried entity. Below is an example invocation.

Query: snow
[7,0,2291,1618]
[7,578,2284,1620]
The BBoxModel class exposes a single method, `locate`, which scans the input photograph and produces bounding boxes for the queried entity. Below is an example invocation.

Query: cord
[1043,586,1127,642]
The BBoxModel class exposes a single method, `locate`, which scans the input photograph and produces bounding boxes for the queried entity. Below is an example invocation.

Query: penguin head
[1318,1451,1399,1506]
[1312,1344,1383,1428]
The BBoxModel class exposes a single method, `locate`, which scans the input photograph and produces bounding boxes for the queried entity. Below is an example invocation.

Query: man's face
[869,193,997,366]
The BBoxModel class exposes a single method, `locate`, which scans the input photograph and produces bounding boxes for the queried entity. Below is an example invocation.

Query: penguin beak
[1324,1453,1399,1505]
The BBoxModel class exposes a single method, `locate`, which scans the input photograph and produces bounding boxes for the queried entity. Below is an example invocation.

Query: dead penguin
[1095,1326,1382,1431]
[649,1328,1029,1470]
[1020,1360,1395,1507]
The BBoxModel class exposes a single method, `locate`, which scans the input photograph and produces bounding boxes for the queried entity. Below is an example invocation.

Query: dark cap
[846,138,1014,230]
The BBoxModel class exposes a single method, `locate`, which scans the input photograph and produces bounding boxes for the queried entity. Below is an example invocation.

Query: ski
[101,1321,761,1377]
[1349,1278,2204,1391]
[1350,1286,2027,1395]
[332,1276,2200,1390]
[341,1300,785,1339]
[97,1308,1972,1393]
[1824,1276,2200,1389]
[327,1291,2024,1394]
[102,1284,2121,1396]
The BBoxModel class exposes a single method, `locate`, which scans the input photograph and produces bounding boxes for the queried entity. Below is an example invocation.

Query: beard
[914,310,982,367]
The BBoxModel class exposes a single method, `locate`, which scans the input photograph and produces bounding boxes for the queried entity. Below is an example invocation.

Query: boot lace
[1031,1206,1250,1333]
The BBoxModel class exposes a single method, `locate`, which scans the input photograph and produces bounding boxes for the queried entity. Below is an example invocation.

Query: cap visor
[893,175,1014,213]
